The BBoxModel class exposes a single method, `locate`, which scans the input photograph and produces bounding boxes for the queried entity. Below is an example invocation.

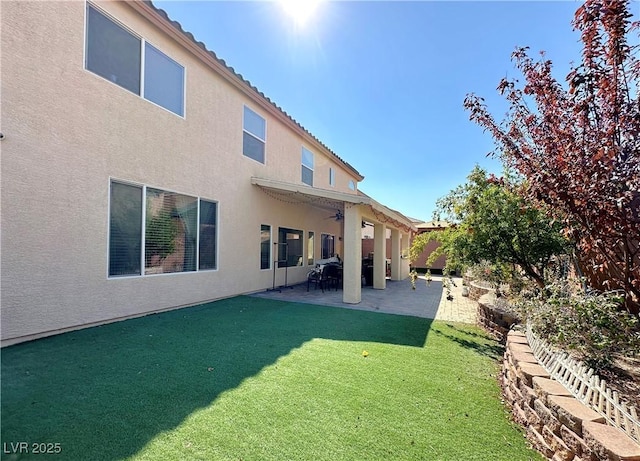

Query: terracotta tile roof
[142,1,363,181]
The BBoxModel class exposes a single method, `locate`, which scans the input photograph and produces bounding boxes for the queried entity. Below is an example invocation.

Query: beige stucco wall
[1,1,364,345]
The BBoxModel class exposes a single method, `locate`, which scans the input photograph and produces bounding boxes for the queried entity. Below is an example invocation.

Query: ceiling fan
[324,210,343,221]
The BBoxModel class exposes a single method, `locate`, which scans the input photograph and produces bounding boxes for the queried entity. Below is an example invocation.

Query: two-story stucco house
[1,1,416,346]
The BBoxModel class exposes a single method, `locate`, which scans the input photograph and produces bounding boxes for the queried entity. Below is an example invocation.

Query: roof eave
[127,1,364,182]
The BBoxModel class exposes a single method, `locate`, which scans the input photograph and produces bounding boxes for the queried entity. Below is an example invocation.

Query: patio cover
[251,177,416,233]
[251,177,417,304]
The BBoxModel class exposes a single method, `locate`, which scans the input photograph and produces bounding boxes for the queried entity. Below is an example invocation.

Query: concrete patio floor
[251,275,478,324]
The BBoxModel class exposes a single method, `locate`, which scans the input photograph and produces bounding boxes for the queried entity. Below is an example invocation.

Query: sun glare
[279,0,322,27]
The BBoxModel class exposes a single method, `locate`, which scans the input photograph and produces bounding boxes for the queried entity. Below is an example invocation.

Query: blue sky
[157,0,593,221]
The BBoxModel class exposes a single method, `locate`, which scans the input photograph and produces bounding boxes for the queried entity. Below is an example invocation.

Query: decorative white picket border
[525,324,640,443]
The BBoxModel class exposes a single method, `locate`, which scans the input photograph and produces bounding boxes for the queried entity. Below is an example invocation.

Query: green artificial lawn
[1,296,543,461]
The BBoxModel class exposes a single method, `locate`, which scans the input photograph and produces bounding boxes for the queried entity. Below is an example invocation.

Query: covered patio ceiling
[251,177,417,233]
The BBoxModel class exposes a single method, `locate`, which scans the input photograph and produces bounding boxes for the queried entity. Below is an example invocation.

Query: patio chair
[323,263,341,291]
[307,263,341,292]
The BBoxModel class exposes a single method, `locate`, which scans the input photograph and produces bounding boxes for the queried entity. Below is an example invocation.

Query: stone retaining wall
[502,330,640,461]
[477,293,520,343]
[467,280,492,301]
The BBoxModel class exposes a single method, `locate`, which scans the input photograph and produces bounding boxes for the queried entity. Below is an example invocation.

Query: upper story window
[85,4,185,117]
[144,43,185,116]
[329,167,335,187]
[349,180,356,191]
[243,106,266,163]
[301,147,314,186]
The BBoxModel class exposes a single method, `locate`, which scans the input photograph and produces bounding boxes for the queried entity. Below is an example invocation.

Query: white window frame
[243,105,266,164]
[260,224,272,270]
[108,178,218,278]
[277,227,304,268]
[329,167,335,187]
[142,41,186,117]
[84,2,186,117]
[301,147,314,186]
[307,230,315,266]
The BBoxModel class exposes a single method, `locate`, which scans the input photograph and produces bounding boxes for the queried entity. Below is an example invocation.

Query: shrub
[516,284,640,371]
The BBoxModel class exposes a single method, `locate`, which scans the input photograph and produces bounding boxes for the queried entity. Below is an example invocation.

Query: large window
[307,231,315,265]
[109,180,217,277]
[278,227,303,268]
[301,147,314,186]
[321,233,335,259]
[260,225,271,270]
[86,4,185,116]
[243,106,266,163]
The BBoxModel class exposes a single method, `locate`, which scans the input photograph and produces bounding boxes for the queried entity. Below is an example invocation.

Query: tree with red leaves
[464,0,639,314]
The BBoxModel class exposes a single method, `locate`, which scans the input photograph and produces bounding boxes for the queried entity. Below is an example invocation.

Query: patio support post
[390,229,401,281]
[342,204,362,304]
[373,223,386,289]
[401,233,410,279]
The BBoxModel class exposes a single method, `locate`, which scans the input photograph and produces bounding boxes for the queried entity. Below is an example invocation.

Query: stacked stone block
[477,293,520,343]
[467,280,492,301]
[502,330,640,461]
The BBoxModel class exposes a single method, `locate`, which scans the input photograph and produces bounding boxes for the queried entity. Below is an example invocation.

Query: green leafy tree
[411,166,569,288]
